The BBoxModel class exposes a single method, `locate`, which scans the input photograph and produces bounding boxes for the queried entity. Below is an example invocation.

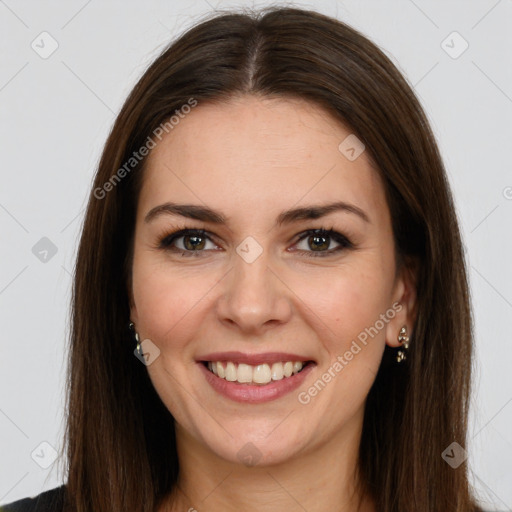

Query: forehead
[139,95,388,226]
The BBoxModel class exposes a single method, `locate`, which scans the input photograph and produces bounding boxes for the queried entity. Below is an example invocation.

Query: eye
[292,228,353,257]
[158,228,219,257]
[156,227,353,258]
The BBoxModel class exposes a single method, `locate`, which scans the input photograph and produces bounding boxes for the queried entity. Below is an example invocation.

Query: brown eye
[157,227,353,258]
[159,229,217,256]
[293,229,353,257]
[181,234,206,251]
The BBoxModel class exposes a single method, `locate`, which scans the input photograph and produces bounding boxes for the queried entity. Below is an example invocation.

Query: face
[129,95,416,466]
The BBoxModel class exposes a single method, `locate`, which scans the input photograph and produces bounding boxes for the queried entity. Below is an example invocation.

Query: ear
[127,276,138,325]
[129,299,138,325]
[385,258,418,348]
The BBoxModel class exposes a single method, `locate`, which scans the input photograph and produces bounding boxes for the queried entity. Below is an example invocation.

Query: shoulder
[0,485,66,512]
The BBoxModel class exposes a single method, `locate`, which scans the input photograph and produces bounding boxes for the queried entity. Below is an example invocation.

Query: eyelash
[156,225,354,258]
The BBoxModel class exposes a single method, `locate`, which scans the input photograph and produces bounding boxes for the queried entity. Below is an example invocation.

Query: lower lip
[197,362,316,404]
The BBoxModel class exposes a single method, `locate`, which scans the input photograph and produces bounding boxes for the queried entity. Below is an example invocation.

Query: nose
[216,247,293,335]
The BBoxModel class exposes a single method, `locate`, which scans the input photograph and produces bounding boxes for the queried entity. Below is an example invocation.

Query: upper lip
[196,351,315,366]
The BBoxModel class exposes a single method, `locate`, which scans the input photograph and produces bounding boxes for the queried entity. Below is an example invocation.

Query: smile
[197,359,316,404]
[205,360,311,386]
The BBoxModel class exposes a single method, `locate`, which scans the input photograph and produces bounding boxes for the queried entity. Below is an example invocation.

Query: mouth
[197,358,316,403]
[200,359,315,386]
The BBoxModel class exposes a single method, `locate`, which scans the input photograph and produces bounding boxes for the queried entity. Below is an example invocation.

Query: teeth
[225,362,237,382]
[271,362,283,380]
[237,363,253,383]
[253,364,271,384]
[283,361,293,377]
[216,361,225,378]
[293,362,303,374]
[206,360,306,385]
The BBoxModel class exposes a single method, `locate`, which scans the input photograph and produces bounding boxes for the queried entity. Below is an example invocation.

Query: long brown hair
[60,6,483,511]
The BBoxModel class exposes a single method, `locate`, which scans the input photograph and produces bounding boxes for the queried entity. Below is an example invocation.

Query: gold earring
[396,325,409,363]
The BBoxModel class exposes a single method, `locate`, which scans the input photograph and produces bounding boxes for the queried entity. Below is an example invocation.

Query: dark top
[1,486,65,512]
[0,485,495,511]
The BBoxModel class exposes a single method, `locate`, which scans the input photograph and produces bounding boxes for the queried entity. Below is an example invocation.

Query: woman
[2,6,488,512]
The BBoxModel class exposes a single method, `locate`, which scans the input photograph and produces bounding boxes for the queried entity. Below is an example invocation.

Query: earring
[129,322,143,357]
[396,325,410,363]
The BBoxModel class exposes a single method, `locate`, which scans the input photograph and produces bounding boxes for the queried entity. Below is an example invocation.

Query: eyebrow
[144,200,370,226]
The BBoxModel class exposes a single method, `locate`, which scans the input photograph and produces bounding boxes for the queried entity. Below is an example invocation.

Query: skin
[129,95,417,512]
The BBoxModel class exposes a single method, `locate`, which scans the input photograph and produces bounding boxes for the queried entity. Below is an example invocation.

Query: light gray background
[0,0,511,509]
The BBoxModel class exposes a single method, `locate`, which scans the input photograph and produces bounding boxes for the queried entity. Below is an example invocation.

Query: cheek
[288,262,394,395]
[131,255,211,346]
[298,270,390,412]
[299,263,393,332]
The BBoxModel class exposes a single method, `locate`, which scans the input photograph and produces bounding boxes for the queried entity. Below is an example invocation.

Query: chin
[199,424,309,468]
